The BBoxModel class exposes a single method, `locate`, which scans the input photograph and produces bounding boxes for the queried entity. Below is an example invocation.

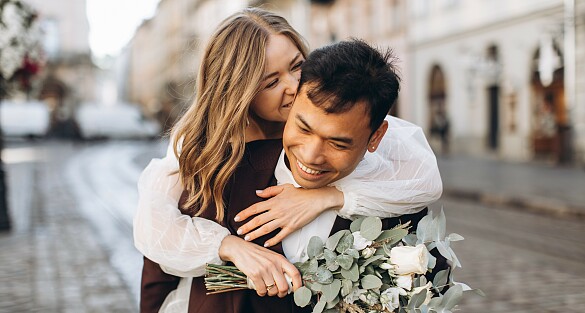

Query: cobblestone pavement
[0,142,137,313]
[2,139,585,313]
[430,198,585,313]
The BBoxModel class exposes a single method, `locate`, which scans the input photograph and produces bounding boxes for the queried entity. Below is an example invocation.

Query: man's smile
[296,159,326,176]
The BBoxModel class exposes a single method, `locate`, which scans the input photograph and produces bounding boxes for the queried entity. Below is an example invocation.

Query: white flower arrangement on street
[205,209,482,312]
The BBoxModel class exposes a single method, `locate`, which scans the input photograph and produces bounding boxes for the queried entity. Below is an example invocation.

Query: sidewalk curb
[443,189,585,221]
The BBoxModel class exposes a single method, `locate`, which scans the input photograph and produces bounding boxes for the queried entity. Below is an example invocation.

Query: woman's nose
[284,72,299,95]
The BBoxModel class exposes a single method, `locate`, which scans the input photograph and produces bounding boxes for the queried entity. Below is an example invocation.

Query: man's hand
[219,235,302,298]
[234,184,344,247]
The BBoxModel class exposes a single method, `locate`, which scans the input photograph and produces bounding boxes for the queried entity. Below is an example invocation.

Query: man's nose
[301,138,325,165]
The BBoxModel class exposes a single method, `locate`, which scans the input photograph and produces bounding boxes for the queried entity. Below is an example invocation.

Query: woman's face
[250,34,304,123]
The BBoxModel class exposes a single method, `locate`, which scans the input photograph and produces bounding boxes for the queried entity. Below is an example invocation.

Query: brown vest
[139,139,431,313]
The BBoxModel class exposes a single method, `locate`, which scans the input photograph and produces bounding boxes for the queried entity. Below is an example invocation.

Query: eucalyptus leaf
[336,232,354,253]
[427,250,437,269]
[403,233,418,246]
[308,258,319,273]
[324,249,337,262]
[294,286,312,307]
[315,266,334,284]
[360,275,382,289]
[427,296,442,308]
[441,284,463,310]
[448,246,462,268]
[307,236,324,259]
[376,228,408,246]
[435,209,447,240]
[447,233,464,241]
[360,254,384,268]
[360,216,383,241]
[350,217,365,233]
[341,279,353,297]
[325,295,340,309]
[410,288,427,308]
[341,263,359,282]
[435,241,452,262]
[326,230,349,251]
[416,213,432,242]
[337,254,354,270]
[433,269,449,290]
[345,248,359,259]
[321,279,341,302]
[324,249,339,271]
[312,297,327,313]
[307,281,323,292]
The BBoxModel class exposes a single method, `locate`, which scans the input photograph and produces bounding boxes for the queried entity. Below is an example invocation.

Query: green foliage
[205,212,478,313]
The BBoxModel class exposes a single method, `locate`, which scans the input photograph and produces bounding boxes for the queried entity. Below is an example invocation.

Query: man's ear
[367,120,388,153]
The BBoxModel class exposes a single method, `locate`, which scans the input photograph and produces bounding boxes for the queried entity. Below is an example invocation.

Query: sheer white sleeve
[133,140,230,277]
[334,116,443,219]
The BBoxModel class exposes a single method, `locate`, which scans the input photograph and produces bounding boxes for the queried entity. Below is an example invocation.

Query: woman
[133,7,442,313]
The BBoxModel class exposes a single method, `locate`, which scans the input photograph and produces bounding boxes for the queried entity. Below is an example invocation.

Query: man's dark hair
[299,39,401,132]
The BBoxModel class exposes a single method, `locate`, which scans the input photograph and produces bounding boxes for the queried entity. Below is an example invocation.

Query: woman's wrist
[219,235,240,262]
[319,186,344,212]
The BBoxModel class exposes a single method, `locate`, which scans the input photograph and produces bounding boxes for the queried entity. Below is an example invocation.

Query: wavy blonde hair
[171,8,308,222]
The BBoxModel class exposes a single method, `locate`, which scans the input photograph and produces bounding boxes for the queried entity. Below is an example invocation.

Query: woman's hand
[218,235,302,298]
[234,184,344,247]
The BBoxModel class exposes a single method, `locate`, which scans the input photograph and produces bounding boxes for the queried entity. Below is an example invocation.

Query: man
[141,39,443,313]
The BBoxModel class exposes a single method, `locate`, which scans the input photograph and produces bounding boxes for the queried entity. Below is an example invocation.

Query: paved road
[2,140,584,312]
[429,198,585,312]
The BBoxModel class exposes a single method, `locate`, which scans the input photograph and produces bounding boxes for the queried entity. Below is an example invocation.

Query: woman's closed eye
[292,60,303,71]
[265,79,279,89]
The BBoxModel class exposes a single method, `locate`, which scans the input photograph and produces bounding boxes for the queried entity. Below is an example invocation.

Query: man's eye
[332,143,348,150]
[298,127,309,134]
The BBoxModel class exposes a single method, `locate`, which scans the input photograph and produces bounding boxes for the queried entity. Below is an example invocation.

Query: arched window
[428,64,449,153]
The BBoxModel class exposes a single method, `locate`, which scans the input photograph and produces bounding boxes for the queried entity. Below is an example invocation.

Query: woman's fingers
[237,212,274,237]
[281,261,302,292]
[243,220,281,244]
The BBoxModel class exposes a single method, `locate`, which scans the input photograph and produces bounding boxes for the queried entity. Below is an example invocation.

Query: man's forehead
[293,88,371,140]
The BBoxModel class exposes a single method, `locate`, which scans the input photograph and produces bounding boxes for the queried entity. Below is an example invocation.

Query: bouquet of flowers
[205,210,482,312]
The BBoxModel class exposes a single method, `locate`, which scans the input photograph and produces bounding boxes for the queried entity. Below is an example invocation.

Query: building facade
[408,0,583,164]
[124,0,584,164]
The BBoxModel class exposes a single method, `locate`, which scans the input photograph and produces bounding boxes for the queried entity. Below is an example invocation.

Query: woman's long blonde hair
[171,8,308,222]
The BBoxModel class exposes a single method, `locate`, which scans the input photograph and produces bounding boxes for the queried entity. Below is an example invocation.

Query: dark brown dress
[139,139,435,313]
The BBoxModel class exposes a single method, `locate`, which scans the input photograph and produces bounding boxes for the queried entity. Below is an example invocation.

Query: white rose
[389,244,428,275]
[380,287,406,311]
[395,274,413,291]
[411,282,433,305]
[352,231,372,250]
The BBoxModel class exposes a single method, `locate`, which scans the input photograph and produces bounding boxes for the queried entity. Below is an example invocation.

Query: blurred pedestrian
[133,8,442,313]
[432,110,450,155]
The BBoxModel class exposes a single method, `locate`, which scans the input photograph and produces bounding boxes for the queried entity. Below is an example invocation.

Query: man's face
[283,85,387,189]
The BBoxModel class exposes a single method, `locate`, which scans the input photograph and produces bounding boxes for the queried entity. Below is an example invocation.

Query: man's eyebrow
[296,114,354,145]
[262,53,302,81]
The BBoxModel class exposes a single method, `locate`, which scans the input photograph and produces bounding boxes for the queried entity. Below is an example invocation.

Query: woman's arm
[236,116,442,245]
[133,141,230,277]
[334,115,442,218]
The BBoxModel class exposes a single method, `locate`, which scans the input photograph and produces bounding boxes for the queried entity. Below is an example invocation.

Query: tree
[0,0,43,231]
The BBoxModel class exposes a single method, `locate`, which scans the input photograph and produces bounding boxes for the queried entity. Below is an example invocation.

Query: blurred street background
[1,0,585,312]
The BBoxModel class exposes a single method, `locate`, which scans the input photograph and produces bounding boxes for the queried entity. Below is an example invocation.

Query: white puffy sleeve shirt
[133,116,442,276]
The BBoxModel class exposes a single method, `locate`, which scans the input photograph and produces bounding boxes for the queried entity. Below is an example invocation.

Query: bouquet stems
[205,264,249,295]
